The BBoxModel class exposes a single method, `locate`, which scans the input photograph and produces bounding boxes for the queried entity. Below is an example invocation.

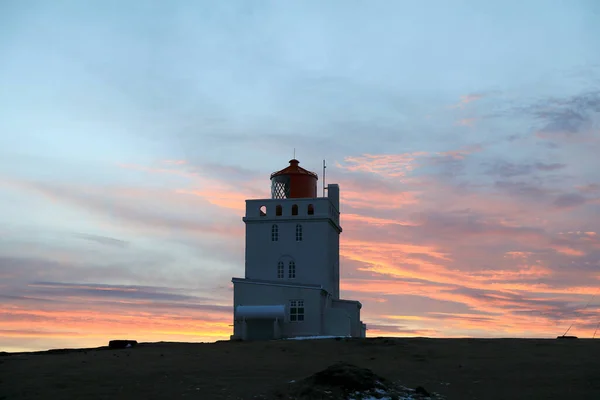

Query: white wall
[243,196,341,296]
[324,308,351,336]
[232,281,325,338]
[332,300,362,337]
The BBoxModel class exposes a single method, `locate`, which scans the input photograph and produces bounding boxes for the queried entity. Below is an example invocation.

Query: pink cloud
[448,93,485,109]
[455,117,477,127]
[4,147,600,349]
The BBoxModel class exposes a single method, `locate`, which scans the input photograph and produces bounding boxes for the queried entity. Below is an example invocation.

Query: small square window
[289,300,304,322]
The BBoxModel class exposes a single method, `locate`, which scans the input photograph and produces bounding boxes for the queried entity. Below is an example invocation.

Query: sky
[1,0,600,352]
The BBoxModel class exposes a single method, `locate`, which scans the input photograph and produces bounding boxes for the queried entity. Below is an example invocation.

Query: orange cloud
[336,146,482,181]
[341,188,420,210]
[0,305,232,352]
[446,93,487,127]
[343,213,420,227]
[504,251,533,259]
[161,160,188,165]
[337,153,427,178]
[449,93,485,109]
[117,162,266,212]
[455,118,476,127]
[4,151,599,350]
[551,246,585,257]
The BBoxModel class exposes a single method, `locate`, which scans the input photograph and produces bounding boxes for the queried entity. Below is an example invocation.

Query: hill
[1,337,599,399]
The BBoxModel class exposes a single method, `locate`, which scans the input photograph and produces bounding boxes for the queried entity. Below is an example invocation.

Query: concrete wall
[332,299,362,337]
[243,196,341,296]
[323,308,351,336]
[233,281,324,338]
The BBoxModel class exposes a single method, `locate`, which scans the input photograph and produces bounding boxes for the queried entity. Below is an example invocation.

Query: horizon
[4,335,587,355]
[1,0,600,353]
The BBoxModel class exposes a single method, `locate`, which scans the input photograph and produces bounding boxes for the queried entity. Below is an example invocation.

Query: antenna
[322,159,327,197]
[293,148,296,159]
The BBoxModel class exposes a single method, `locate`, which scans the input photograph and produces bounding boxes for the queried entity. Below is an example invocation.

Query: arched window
[276,205,283,216]
[295,224,303,242]
[288,261,296,279]
[307,204,314,215]
[259,205,266,216]
[292,204,298,216]
[271,224,279,241]
[277,261,284,279]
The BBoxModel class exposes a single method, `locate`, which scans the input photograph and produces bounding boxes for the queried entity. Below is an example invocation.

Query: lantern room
[270,159,318,199]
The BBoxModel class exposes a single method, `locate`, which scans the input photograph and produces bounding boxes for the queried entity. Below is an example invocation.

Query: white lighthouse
[231,159,367,341]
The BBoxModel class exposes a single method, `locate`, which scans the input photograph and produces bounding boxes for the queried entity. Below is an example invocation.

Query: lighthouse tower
[231,159,367,341]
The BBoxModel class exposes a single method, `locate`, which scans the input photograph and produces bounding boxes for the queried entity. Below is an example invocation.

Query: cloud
[535,109,591,139]
[337,153,425,178]
[484,160,566,178]
[335,163,600,338]
[526,91,600,141]
[0,278,233,351]
[26,281,219,304]
[3,177,244,237]
[5,148,600,348]
[366,324,438,336]
[553,193,587,209]
[116,161,267,211]
[493,180,554,200]
[72,233,129,248]
[336,146,482,181]
[3,0,600,351]
[449,93,488,109]
[577,183,600,193]
[455,118,476,126]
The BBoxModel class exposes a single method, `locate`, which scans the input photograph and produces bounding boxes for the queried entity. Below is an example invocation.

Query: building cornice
[232,277,328,291]
[242,216,342,233]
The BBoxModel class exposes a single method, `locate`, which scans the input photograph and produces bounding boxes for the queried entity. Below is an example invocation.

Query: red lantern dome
[270,159,318,199]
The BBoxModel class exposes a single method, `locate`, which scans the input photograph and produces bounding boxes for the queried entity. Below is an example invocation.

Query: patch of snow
[347,384,444,400]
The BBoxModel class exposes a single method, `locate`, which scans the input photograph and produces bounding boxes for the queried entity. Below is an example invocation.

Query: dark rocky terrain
[1,337,599,399]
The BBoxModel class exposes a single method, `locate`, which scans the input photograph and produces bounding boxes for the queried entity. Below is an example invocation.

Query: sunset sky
[2,1,600,352]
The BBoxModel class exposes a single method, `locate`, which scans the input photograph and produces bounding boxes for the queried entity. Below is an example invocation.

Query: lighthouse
[231,159,367,340]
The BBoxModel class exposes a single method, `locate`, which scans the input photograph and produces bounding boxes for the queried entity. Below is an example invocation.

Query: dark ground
[1,337,599,400]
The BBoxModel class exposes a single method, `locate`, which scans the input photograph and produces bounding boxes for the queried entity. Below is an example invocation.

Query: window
[288,261,296,278]
[289,300,304,322]
[295,224,303,242]
[308,204,314,215]
[271,224,279,241]
[259,205,266,216]
[292,204,298,215]
[276,205,283,216]
[277,261,284,279]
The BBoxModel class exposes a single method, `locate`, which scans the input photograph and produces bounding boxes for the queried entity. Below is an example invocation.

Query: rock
[415,386,431,397]
[108,340,137,349]
[303,361,388,392]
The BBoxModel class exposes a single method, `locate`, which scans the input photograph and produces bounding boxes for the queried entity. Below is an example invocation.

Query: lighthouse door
[245,319,275,341]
